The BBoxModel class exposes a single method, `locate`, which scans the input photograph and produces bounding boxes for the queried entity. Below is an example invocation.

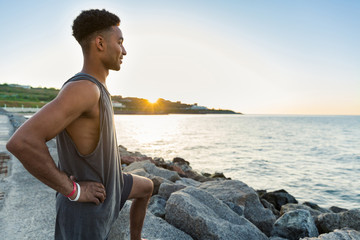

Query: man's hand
[69,176,106,205]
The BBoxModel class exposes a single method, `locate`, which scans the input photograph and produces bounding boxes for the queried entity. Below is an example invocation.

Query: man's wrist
[69,183,80,201]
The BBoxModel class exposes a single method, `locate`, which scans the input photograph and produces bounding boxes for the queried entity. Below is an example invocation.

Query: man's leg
[127,174,154,240]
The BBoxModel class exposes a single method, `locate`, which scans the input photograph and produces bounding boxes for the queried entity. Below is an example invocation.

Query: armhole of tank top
[62,76,105,158]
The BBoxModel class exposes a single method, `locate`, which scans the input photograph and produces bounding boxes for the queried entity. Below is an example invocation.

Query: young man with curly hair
[7,9,153,240]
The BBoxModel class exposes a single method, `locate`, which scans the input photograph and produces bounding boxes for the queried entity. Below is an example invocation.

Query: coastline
[0,110,359,239]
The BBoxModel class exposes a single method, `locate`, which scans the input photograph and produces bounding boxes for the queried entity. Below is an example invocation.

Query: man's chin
[110,66,121,71]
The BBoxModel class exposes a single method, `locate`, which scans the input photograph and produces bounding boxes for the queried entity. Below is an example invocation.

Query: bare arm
[6,80,106,204]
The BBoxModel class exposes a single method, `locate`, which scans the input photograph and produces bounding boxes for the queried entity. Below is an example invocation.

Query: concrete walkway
[0,114,57,239]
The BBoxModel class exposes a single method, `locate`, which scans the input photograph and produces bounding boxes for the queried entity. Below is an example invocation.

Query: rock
[126,168,151,178]
[300,228,360,240]
[329,206,348,213]
[119,145,154,165]
[108,201,193,240]
[261,198,280,218]
[148,195,167,218]
[124,160,181,182]
[269,237,289,240]
[303,202,332,214]
[316,209,360,233]
[209,171,231,179]
[271,209,319,240]
[199,180,276,236]
[173,157,190,166]
[149,176,172,195]
[175,178,201,187]
[281,203,322,218]
[184,169,212,182]
[224,201,244,216]
[165,187,268,240]
[261,189,298,211]
[169,165,186,176]
[158,182,186,200]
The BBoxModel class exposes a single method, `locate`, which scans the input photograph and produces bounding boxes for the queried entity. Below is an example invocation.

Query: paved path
[0,114,57,239]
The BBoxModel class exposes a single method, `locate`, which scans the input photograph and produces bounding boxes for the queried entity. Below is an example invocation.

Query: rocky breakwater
[111,146,360,240]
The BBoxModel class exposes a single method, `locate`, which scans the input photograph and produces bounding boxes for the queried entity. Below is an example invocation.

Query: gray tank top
[55,73,124,239]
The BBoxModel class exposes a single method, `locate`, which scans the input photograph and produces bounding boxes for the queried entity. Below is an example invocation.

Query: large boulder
[300,228,360,240]
[271,209,319,240]
[329,206,348,213]
[302,202,332,214]
[119,145,154,165]
[165,187,268,240]
[261,189,298,211]
[199,180,276,236]
[149,175,172,195]
[175,178,201,187]
[158,182,186,200]
[315,209,360,233]
[124,160,181,182]
[108,201,193,240]
[281,203,323,218]
[148,195,167,218]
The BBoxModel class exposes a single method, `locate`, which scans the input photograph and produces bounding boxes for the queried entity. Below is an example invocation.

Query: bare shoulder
[58,80,100,105]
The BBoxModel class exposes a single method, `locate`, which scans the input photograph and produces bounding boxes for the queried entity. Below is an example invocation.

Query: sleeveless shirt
[55,73,124,240]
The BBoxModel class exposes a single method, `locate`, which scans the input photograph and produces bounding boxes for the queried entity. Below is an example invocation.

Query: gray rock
[329,206,348,213]
[316,208,360,233]
[303,202,332,214]
[261,189,298,211]
[148,195,167,218]
[271,210,319,240]
[126,168,151,178]
[262,198,280,218]
[123,160,153,172]
[149,175,172,195]
[175,177,201,187]
[281,203,322,218]
[224,201,244,216]
[158,182,186,200]
[300,228,360,240]
[165,186,268,240]
[109,201,193,240]
[269,237,289,240]
[199,180,276,236]
[124,160,181,182]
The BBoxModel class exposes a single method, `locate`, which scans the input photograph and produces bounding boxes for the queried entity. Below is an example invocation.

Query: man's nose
[121,46,127,56]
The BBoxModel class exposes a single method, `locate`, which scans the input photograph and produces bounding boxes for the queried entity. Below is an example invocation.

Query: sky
[0,0,359,115]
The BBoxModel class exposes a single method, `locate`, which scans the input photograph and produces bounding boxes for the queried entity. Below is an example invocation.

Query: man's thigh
[127,174,153,199]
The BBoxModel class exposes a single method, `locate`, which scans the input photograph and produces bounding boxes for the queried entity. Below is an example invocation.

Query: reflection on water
[115,114,360,209]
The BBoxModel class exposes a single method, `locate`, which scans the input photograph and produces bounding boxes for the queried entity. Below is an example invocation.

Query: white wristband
[69,183,81,201]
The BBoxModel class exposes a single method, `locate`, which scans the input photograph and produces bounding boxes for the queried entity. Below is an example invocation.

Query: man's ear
[95,35,105,51]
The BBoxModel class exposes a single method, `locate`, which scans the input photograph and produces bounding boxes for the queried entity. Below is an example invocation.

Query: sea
[114,114,360,209]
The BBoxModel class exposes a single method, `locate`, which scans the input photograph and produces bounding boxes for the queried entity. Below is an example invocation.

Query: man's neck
[81,57,109,86]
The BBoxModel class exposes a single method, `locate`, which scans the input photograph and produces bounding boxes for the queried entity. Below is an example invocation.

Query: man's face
[103,26,127,71]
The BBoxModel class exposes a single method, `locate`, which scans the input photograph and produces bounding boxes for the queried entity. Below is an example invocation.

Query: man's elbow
[6,135,25,156]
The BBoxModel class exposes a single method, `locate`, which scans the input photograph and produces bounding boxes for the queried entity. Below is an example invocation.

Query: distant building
[112,102,126,108]
[189,104,208,110]
[9,84,31,89]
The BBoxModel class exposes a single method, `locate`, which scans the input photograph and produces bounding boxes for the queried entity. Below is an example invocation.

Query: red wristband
[65,181,77,198]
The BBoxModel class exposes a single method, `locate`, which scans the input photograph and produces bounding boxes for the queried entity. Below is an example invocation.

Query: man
[6,9,153,240]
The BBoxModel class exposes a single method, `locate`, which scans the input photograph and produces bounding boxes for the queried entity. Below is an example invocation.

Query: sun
[147,97,159,104]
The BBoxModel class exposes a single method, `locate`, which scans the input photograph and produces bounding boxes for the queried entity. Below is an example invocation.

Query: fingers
[77,181,107,205]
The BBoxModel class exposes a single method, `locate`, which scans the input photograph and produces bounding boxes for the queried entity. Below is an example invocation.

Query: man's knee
[144,178,154,197]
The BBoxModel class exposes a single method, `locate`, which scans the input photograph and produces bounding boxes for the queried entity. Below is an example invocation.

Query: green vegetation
[0,83,241,114]
[0,84,59,107]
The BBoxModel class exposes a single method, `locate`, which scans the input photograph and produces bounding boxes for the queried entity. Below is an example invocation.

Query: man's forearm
[6,135,73,196]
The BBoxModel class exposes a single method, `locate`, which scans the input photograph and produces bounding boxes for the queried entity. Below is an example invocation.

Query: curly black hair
[72,9,120,44]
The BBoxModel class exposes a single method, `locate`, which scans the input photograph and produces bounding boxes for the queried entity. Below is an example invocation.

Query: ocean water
[115,114,360,209]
